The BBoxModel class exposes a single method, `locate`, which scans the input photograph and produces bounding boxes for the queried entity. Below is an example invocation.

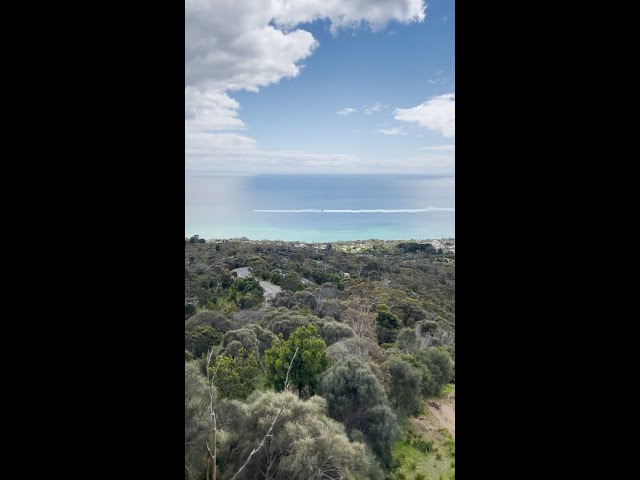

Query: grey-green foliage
[221,324,277,365]
[397,328,419,355]
[315,297,344,321]
[384,356,423,417]
[186,325,221,358]
[186,310,237,334]
[319,320,354,345]
[263,309,353,346]
[416,320,439,335]
[218,391,383,480]
[185,310,238,357]
[320,357,398,466]
[327,336,386,365]
[264,310,318,339]
[326,336,389,387]
[293,290,318,310]
[417,347,454,395]
[246,323,278,356]
[185,362,213,479]
[222,328,259,357]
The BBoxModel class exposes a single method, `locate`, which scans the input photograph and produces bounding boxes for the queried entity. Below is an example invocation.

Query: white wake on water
[250,208,455,213]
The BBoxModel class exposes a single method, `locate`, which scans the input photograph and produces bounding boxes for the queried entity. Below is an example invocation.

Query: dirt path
[410,392,455,440]
[427,393,455,438]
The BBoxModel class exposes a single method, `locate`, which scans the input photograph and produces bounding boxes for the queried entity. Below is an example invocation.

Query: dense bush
[185,239,455,477]
[218,392,383,480]
[417,347,454,396]
[320,357,398,466]
[385,356,423,417]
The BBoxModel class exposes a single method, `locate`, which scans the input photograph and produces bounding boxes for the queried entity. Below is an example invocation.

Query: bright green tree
[265,324,328,397]
[211,350,260,399]
[376,304,401,344]
[228,277,264,309]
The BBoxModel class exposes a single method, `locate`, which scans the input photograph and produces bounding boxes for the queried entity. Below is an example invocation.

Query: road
[259,281,282,297]
[231,267,282,298]
[231,267,251,278]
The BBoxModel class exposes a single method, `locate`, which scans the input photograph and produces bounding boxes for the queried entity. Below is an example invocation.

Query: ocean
[185,174,455,242]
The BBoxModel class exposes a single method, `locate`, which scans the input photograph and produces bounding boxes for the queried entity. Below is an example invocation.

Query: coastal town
[191,236,455,256]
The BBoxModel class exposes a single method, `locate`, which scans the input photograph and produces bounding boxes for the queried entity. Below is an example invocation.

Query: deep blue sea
[185,174,455,242]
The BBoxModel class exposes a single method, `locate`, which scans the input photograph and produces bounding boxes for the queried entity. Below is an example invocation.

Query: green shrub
[414,438,434,453]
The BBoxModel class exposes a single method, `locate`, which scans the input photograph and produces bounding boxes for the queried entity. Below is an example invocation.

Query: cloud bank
[185,0,428,172]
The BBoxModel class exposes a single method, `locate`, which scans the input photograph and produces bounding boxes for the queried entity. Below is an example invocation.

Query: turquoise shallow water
[185,174,455,242]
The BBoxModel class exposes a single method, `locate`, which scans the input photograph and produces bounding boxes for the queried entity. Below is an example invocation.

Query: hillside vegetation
[185,238,455,480]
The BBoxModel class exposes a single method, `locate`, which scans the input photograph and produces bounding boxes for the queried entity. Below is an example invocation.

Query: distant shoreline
[186,236,455,245]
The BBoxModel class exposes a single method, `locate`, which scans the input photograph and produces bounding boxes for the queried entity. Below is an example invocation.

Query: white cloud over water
[394,93,455,138]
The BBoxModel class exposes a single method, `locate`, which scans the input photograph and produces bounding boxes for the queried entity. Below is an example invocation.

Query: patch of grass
[390,401,455,480]
[440,384,455,396]
[391,438,454,480]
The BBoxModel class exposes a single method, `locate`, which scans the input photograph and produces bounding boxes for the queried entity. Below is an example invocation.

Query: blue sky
[185,0,455,174]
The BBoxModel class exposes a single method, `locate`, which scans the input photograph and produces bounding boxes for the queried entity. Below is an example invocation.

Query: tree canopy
[265,324,328,397]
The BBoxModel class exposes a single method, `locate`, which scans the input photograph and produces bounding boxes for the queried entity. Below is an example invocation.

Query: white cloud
[394,93,455,138]
[420,145,455,151]
[185,0,426,119]
[185,88,245,131]
[336,107,358,116]
[427,69,448,85]
[377,127,407,136]
[185,129,453,175]
[185,0,428,171]
[269,0,427,34]
[364,101,389,114]
[185,130,363,173]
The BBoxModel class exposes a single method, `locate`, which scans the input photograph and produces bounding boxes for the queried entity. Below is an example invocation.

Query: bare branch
[284,347,299,393]
[185,296,200,306]
[230,403,285,480]
[206,349,220,480]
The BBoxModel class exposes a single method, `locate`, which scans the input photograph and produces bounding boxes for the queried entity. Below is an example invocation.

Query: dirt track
[427,393,455,438]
